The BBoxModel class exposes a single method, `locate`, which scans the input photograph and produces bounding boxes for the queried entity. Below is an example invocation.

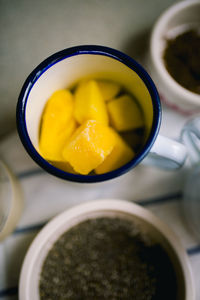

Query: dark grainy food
[40,217,177,300]
[163,29,200,95]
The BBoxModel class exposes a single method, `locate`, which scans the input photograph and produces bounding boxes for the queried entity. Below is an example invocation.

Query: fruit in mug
[62,120,116,175]
[39,79,145,175]
[96,80,121,101]
[39,90,76,161]
[107,94,144,131]
[95,129,134,174]
[74,80,109,125]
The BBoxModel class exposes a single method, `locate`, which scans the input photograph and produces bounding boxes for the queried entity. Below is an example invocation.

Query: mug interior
[18,46,160,182]
[26,54,154,148]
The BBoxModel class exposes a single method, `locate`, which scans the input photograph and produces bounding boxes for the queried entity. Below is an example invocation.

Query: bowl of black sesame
[149,0,200,113]
[19,199,194,300]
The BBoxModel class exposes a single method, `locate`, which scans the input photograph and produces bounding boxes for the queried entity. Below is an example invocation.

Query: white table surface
[0,0,200,299]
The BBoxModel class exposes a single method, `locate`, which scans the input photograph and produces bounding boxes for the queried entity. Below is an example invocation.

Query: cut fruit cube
[40,117,77,162]
[41,117,77,161]
[95,129,135,174]
[42,90,74,130]
[74,80,109,125]
[62,120,116,175]
[107,94,144,131]
[97,80,121,101]
[49,160,77,174]
[39,89,76,161]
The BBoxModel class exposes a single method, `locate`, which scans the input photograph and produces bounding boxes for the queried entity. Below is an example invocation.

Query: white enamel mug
[16,45,187,182]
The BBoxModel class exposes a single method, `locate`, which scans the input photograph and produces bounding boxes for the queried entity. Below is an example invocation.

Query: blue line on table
[14,168,182,206]
[17,168,44,179]
[187,244,200,256]
[13,192,182,235]
[13,219,200,256]
[13,221,48,234]
[15,167,183,206]
[138,192,182,206]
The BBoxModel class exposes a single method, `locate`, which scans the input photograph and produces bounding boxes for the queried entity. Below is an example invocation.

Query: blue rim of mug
[16,45,161,183]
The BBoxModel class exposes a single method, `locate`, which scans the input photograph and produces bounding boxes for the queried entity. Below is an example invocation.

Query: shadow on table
[122,27,152,66]
[4,231,39,298]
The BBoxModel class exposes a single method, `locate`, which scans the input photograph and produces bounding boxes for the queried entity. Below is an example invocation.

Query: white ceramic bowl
[0,160,23,241]
[149,0,200,113]
[19,199,195,300]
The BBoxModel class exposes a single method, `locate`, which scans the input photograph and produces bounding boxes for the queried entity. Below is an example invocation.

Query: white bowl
[0,160,23,241]
[149,0,200,113]
[19,199,195,300]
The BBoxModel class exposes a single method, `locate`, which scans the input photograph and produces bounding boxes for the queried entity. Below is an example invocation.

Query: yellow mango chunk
[62,120,116,175]
[40,117,77,161]
[97,80,121,101]
[49,160,77,174]
[95,129,134,174]
[107,94,144,131]
[39,90,76,161]
[74,80,109,125]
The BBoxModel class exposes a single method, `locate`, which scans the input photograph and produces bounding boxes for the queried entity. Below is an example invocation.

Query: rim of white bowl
[150,0,200,106]
[0,161,23,241]
[19,199,195,300]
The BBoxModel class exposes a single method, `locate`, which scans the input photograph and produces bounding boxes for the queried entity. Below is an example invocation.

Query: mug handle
[143,135,188,169]
[181,117,200,166]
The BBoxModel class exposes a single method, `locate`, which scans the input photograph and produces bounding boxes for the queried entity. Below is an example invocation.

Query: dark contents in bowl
[163,29,200,95]
[40,217,177,300]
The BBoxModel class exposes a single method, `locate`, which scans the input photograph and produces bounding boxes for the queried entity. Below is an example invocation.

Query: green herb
[40,217,177,300]
[163,29,200,94]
